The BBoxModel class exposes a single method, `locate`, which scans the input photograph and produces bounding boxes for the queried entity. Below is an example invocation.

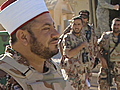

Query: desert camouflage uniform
[98,31,120,90]
[82,24,92,41]
[96,0,116,37]
[81,24,97,57]
[61,31,94,90]
[0,47,73,90]
[81,24,98,84]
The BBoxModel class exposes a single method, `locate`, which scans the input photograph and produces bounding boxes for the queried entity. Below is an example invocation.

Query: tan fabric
[61,31,94,89]
[0,48,73,90]
[98,31,120,90]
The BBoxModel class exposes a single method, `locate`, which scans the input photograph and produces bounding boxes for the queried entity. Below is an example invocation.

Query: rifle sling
[110,34,120,54]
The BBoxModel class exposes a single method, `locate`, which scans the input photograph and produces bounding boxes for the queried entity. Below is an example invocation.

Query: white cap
[0,0,49,34]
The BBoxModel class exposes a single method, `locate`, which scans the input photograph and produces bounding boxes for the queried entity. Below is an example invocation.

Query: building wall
[71,0,90,15]
[53,0,62,33]
[50,0,74,34]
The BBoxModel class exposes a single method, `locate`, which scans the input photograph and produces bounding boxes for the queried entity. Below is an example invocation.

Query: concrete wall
[73,0,90,15]
[50,0,74,34]
[53,0,62,33]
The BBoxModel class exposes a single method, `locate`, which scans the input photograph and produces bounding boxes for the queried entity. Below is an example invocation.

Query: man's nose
[51,29,60,38]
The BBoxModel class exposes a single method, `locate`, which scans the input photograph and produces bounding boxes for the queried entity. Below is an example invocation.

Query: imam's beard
[30,35,59,59]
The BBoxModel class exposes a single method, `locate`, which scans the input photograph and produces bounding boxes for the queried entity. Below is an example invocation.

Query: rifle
[102,48,114,87]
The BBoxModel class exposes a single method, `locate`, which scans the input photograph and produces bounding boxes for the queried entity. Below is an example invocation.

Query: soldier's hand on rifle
[97,52,108,68]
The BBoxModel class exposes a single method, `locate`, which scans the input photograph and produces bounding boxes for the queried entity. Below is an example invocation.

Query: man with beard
[79,10,97,89]
[61,16,93,90]
[0,0,73,90]
[97,18,120,90]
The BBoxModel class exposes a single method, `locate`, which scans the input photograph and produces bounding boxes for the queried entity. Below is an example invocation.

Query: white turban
[0,0,49,34]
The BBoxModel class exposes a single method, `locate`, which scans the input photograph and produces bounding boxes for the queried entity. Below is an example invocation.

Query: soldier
[97,18,120,90]
[59,10,92,56]
[0,0,73,90]
[61,16,94,90]
[96,0,119,38]
[79,10,97,88]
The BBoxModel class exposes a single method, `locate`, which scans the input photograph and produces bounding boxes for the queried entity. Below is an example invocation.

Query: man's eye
[54,26,56,28]
[43,28,50,30]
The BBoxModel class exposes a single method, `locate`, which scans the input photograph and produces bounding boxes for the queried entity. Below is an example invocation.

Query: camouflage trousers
[61,56,94,90]
[98,67,120,90]
[67,72,91,90]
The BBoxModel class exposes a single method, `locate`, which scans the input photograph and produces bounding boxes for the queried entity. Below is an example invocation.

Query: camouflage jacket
[0,48,72,90]
[98,32,120,81]
[61,31,94,88]
[62,30,95,65]
[82,24,92,42]
[62,31,89,61]
[98,31,120,62]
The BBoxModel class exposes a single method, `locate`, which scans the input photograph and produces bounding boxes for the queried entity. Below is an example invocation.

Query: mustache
[75,28,79,30]
[114,28,119,29]
[50,38,59,42]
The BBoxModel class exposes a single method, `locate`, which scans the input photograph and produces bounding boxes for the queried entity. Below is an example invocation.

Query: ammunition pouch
[82,52,89,64]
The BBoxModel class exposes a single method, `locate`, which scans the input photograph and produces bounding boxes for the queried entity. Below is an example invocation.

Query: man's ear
[16,30,30,46]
